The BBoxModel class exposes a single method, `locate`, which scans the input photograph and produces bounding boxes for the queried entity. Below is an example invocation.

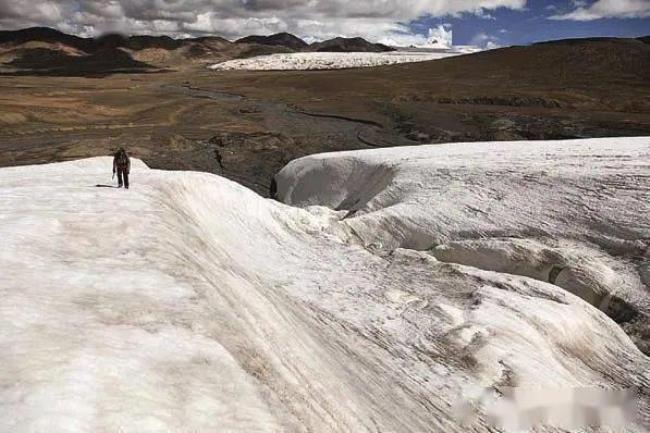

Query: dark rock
[236,33,308,50]
[308,37,395,53]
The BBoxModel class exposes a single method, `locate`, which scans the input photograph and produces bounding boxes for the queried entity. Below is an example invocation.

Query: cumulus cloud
[0,0,527,45]
[377,23,453,48]
[550,0,650,20]
[469,31,502,49]
[426,24,454,47]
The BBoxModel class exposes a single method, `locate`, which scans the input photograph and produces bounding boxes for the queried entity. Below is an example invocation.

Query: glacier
[0,137,649,432]
[276,137,650,353]
[209,50,461,71]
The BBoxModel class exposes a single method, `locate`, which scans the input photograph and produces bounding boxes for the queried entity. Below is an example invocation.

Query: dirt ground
[1,40,649,195]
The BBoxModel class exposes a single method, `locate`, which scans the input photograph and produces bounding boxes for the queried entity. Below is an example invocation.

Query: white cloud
[469,31,501,49]
[0,0,528,45]
[376,23,453,48]
[427,24,454,47]
[550,0,650,20]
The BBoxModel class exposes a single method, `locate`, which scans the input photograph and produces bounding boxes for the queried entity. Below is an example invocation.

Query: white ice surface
[276,136,650,347]
[209,50,459,71]
[1,142,649,432]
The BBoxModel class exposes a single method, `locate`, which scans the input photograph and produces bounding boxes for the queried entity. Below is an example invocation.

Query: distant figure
[113,148,131,189]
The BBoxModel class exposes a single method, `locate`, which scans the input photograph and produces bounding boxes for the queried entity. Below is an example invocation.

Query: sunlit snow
[1,137,649,432]
[210,50,461,71]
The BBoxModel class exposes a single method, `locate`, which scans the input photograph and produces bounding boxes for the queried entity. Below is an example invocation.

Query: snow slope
[276,136,650,353]
[209,50,459,71]
[1,144,649,432]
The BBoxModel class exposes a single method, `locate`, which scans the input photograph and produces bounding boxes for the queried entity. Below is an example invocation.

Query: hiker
[113,148,131,189]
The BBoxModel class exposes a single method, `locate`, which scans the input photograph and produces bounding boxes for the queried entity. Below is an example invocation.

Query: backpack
[116,150,129,166]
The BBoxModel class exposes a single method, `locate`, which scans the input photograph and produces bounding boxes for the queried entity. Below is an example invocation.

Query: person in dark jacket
[113,148,131,189]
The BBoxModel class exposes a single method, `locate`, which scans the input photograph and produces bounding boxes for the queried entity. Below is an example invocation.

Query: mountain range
[0,27,397,75]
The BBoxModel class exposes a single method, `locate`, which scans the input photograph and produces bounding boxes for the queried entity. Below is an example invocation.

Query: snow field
[1,137,649,432]
[210,50,459,71]
[276,136,650,366]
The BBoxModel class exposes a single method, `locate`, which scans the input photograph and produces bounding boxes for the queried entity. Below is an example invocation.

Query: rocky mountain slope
[6,46,154,75]
[0,27,296,74]
[236,32,309,50]
[0,28,401,75]
[235,33,396,53]
[308,36,394,52]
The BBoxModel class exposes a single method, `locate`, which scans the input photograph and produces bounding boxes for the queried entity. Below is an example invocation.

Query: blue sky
[410,0,650,47]
[0,0,648,46]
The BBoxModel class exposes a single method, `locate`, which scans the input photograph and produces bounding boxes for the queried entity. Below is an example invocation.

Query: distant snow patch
[210,50,460,71]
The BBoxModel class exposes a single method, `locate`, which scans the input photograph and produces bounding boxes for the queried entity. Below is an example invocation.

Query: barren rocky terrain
[0,33,648,196]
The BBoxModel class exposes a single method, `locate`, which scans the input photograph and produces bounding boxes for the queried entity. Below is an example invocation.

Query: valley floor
[1,37,649,198]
